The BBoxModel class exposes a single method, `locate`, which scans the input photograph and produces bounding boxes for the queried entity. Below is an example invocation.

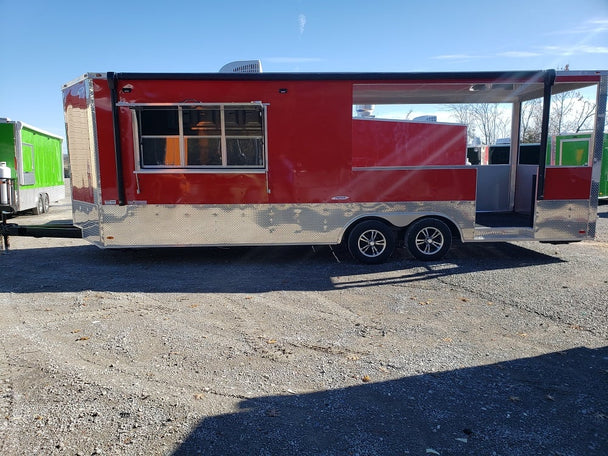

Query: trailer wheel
[406,218,452,261]
[32,195,44,215]
[347,220,396,264]
[42,194,50,213]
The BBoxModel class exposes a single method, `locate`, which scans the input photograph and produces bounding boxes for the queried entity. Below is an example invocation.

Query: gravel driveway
[1,201,607,455]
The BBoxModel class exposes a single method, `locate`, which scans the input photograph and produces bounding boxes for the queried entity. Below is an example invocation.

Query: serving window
[134,104,265,170]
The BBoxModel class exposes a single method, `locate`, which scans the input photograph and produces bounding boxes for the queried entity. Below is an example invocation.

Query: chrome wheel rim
[358,229,387,258]
[414,227,444,255]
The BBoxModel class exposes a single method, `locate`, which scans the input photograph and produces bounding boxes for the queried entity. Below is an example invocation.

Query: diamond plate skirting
[72,200,476,248]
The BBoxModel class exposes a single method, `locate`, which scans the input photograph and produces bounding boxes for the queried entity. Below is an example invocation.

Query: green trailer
[0,118,65,214]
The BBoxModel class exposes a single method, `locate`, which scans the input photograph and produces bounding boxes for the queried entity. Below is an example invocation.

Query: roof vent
[219,60,263,73]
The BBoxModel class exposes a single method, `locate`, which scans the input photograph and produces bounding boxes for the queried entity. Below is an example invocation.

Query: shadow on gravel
[172,346,608,456]
[0,241,564,293]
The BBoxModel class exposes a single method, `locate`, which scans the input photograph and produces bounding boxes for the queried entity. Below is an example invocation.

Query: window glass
[227,138,263,166]
[186,138,222,165]
[183,108,221,136]
[137,105,264,169]
[142,137,181,166]
[225,108,263,136]
[140,108,179,135]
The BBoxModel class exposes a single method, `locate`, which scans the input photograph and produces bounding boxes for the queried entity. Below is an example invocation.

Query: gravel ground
[0,201,607,456]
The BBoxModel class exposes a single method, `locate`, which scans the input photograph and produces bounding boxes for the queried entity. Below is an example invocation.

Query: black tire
[32,195,44,215]
[347,220,396,264]
[406,218,452,261]
[42,194,50,213]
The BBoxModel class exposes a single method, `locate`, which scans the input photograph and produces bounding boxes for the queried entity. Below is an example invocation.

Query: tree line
[449,90,596,145]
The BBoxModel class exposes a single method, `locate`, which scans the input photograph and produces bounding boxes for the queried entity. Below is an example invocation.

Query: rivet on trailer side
[3,65,607,263]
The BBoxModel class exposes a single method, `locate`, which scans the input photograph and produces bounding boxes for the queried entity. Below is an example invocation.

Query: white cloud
[547,18,608,35]
[588,18,608,29]
[433,43,606,62]
[298,14,306,35]
[543,44,608,56]
[578,45,608,54]
[431,54,480,60]
[498,51,542,58]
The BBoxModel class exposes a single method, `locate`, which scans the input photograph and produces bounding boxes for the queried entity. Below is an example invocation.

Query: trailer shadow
[170,346,608,456]
[0,240,565,294]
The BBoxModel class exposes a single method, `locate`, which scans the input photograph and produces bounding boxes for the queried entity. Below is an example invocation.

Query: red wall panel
[543,167,592,200]
[352,120,467,168]
[349,168,477,202]
[132,172,268,204]
[92,77,475,206]
[107,79,354,205]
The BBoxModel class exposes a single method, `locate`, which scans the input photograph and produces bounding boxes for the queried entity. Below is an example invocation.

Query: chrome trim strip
[353,166,471,171]
[116,102,267,107]
[133,169,267,175]
[588,73,607,237]
[88,77,103,206]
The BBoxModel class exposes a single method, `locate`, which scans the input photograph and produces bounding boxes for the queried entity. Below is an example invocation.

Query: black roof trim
[114,70,548,82]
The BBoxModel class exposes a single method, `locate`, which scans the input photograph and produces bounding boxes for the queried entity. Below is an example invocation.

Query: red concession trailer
[61,69,607,263]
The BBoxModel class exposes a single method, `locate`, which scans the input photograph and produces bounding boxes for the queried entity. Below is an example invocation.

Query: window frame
[128,102,267,173]
[19,142,36,185]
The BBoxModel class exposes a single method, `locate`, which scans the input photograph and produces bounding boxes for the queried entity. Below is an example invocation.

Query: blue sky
[1,0,607,142]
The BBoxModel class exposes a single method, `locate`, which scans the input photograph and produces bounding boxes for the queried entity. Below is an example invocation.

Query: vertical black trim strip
[536,69,556,200]
[107,72,126,206]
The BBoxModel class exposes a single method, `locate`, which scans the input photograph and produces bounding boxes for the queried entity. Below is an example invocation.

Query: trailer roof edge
[63,70,606,85]
[62,72,107,89]
[0,118,63,141]
[112,70,551,82]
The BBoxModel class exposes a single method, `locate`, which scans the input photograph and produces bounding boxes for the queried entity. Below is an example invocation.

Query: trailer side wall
[21,127,64,188]
[61,71,604,250]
